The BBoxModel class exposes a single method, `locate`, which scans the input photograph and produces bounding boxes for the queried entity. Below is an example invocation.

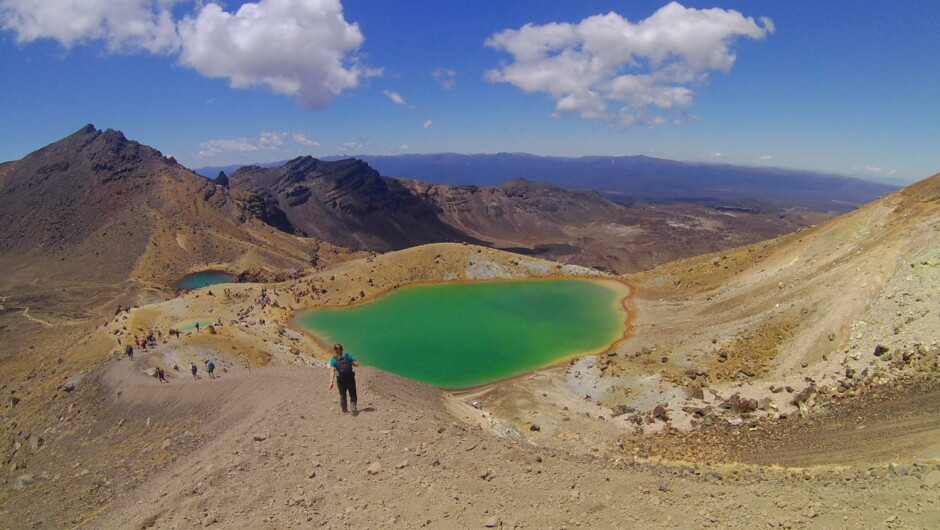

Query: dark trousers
[337,378,357,412]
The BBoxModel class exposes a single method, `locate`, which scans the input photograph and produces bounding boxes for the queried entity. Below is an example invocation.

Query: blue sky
[1,1,937,185]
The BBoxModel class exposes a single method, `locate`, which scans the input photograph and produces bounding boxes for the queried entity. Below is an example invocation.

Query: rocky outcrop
[228,156,483,251]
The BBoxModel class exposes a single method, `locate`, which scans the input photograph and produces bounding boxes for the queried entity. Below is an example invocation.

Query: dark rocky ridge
[228,156,482,250]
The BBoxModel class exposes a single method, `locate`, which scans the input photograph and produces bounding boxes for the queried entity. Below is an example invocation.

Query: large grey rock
[14,474,34,490]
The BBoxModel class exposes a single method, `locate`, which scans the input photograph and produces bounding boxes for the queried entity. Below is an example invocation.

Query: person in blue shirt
[328,343,360,414]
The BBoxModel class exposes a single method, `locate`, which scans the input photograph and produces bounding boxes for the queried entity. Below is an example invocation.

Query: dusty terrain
[2,170,940,528]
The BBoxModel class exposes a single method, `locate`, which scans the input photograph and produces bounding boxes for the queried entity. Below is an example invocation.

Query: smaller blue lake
[175,271,236,289]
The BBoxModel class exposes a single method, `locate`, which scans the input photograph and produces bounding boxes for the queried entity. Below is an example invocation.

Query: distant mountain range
[197,153,897,213]
[0,125,862,286]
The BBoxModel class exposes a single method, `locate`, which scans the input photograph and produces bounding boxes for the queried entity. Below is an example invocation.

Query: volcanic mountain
[0,125,350,318]
[226,156,479,251]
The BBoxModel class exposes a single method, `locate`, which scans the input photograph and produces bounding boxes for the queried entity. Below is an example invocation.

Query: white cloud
[178,0,376,109]
[485,2,772,126]
[383,90,407,106]
[858,165,898,176]
[422,120,434,129]
[0,0,377,108]
[293,133,320,147]
[198,131,287,158]
[258,131,286,150]
[0,0,181,53]
[433,67,457,89]
[395,144,411,151]
[198,138,260,158]
[758,155,773,161]
[338,141,362,153]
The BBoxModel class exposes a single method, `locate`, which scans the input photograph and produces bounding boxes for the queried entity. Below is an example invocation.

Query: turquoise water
[175,271,236,289]
[295,279,629,388]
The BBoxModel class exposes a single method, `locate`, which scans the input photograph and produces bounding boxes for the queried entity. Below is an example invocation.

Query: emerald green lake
[175,270,235,289]
[295,279,630,388]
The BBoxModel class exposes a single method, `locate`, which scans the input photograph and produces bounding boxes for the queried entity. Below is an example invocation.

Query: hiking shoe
[351,403,358,413]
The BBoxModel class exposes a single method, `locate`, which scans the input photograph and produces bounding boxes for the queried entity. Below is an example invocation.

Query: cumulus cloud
[293,133,320,147]
[485,2,772,126]
[0,0,180,53]
[199,131,291,158]
[433,67,457,89]
[338,141,362,153]
[422,120,434,128]
[178,0,376,109]
[0,0,377,108]
[383,90,408,106]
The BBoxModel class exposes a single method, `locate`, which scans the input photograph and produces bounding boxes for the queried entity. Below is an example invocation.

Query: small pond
[175,270,236,289]
[294,278,630,388]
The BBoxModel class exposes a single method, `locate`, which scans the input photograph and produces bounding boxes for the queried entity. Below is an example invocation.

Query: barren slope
[4,244,939,529]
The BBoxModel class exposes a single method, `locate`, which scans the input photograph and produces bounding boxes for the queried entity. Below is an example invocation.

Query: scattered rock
[723,393,758,415]
[14,474,34,490]
[28,434,41,454]
[874,345,889,357]
[61,373,85,392]
[484,515,500,527]
[652,404,669,422]
[366,462,383,475]
[610,405,635,417]
[922,470,940,488]
[529,424,541,432]
[253,434,267,442]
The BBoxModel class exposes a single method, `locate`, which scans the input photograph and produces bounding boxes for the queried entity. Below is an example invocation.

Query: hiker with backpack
[328,343,360,414]
[205,359,216,379]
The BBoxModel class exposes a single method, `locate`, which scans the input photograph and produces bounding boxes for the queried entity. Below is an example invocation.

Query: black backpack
[334,355,354,382]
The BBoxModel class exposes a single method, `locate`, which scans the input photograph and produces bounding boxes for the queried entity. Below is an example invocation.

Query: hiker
[328,343,360,414]
[205,359,216,379]
[190,362,198,380]
[195,322,200,332]
[156,367,168,383]
[124,344,134,359]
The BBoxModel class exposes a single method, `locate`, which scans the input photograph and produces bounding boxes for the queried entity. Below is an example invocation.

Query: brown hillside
[2,126,938,528]
[0,125,358,320]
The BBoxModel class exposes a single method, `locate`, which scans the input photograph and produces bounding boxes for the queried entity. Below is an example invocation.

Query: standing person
[328,344,360,414]
[156,367,168,384]
[190,362,198,380]
[205,359,216,379]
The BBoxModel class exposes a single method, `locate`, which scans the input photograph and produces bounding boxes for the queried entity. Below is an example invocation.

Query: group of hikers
[146,359,216,383]
[189,359,216,380]
[152,344,359,415]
